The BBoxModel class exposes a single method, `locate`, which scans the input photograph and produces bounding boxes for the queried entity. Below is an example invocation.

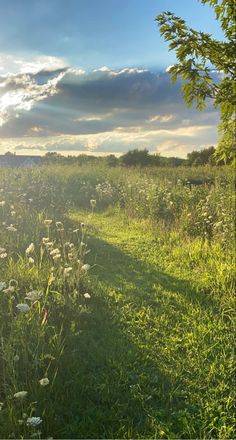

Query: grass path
[59,210,234,439]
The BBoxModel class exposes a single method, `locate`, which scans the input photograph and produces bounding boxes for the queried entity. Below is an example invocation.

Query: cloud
[0,61,219,157]
[0,69,66,127]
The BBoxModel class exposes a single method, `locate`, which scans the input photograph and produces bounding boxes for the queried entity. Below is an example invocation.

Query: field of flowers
[0,164,235,439]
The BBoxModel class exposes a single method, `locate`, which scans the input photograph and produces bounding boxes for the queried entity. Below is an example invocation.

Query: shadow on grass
[51,221,217,438]
[52,293,173,439]
[88,234,216,312]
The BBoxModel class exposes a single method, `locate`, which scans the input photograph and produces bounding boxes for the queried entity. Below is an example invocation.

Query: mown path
[60,210,234,439]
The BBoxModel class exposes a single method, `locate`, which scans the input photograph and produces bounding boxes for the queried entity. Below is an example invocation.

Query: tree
[187,146,216,165]
[120,149,153,167]
[156,0,236,163]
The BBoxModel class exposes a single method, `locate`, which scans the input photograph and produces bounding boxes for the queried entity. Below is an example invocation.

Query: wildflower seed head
[16,303,30,313]
[44,219,52,226]
[84,293,91,299]
[14,391,28,399]
[26,416,43,427]
[26,243,35,255]
[39,377,49,387]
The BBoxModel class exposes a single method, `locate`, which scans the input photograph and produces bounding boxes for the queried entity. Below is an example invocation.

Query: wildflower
[0,201,6,206]
[3,285,15,294]
[14,354,20,362]
[45,241,53,249]
[39,377,49,387]
[26,243,35,255]
[16,303,30,313]
[44,219,52,226]
[0,281,6,291]
[25,290,42,301]
[81,264,91,271]
[11,210,16,216]
[81,222,85,228]
[0,253,7,259]
[64,267,72,276]
[42,237,50,244]
[90,199,96,208]
[14,391,28,399]
[53,253,61,261]
[26,416,43,427]
[28,257,35,265]
[84,293,91,299]
[50,248,60,256]
[6,224,17,232]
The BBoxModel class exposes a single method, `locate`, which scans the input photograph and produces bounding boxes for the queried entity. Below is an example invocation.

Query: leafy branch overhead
[156,0,236,162]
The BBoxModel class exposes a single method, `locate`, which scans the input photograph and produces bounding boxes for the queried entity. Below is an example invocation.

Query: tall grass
[0,164,234,438]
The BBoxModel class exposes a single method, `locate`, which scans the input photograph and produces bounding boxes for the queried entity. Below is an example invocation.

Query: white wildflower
[6,224,17,232]
[84,293,91,299]
[44,219,52,226]
[14,391,28,399]
[25,290,42,301]
[42,237,50,244]
[0,253,7,259]
[0,201,6,206]
[53,253,61,261]
[81,264,91,271]
[39,377,49,387]
[26,243,35,255]
[90,199,96,208]
[16,303,30,313]
[64,267,72,276]
[28,257,35,265]
[26,416,42,427]
[50,248,60,256]
[3,285,15,294]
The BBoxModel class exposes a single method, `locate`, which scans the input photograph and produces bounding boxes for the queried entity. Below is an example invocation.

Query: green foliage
[120,148,155,167]
[0,164,234,438]
[156,0,236,163]
[187,146,217,165]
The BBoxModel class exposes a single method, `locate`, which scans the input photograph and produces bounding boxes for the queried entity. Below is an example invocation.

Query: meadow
[0,163,235,439]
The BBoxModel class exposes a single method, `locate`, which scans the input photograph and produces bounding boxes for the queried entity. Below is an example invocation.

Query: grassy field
[0,164,235,439]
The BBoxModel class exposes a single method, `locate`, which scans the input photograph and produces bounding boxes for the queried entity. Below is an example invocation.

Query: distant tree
[187,146,217,165]
[159,156,187,167]
[156,0,236,163]
[106,154,118,167]
[120,149,152,167]
[4,151,16,156]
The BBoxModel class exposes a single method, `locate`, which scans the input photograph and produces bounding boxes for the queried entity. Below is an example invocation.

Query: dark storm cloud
[0,65,219,156]
[0,66,218,137]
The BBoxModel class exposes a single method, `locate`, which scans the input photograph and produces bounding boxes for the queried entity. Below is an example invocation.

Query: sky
[0,0,224,157]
